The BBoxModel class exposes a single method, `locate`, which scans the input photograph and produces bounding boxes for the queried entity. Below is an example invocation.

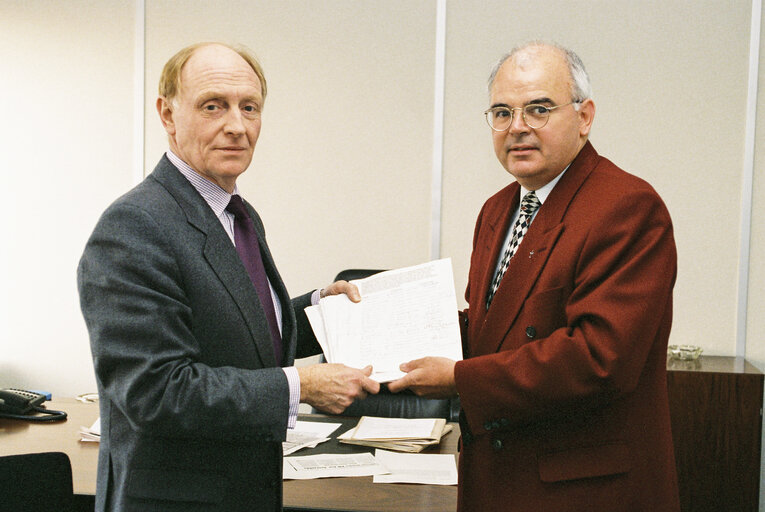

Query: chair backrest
[0,451,74,512]
[316,269,461,422]
[341,386,460,422]
[333,269,387,282]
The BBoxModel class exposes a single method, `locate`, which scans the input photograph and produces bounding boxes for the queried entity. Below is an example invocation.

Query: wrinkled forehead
[179,45,262,101]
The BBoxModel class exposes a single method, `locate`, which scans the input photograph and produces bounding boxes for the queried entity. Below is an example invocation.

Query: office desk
[666,356,763,512]
[0,398,458,512]
[0,398,99,496]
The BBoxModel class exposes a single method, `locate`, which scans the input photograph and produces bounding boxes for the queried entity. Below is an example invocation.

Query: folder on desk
[338,416,452,453]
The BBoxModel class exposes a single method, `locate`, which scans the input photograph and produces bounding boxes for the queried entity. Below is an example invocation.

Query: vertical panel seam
[133,0,146,184]
[738,0,762,357]
[430,0,447,260]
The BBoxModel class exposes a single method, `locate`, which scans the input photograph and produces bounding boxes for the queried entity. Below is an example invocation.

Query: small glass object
[667,344,703,361]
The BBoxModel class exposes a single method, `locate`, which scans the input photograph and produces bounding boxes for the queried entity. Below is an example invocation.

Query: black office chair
[0,452,74,512]
[317,269,461,422]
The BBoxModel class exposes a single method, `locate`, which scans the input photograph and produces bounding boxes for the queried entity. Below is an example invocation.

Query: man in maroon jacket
[389,41,680,511]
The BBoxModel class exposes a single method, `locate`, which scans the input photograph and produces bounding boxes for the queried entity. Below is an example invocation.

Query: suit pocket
[538,441,632,482]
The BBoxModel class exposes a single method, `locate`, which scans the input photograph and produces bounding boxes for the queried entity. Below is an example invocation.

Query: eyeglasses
[483,101,580,131]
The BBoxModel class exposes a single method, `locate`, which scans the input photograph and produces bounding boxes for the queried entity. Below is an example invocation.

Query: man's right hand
[297,364,380,414]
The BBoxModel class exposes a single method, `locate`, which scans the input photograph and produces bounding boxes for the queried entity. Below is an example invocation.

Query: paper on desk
[283,452,389,480]
[347,417,443,441]
[306,258,463,382]
[338,416,451,452]
[79,417,101,442]
[283,420,341,455]
[372,449,457,485]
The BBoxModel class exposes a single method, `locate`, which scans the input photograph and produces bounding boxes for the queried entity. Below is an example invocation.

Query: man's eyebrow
[196,92,224,104]
[526,97,554,105]
[489,97,556,109]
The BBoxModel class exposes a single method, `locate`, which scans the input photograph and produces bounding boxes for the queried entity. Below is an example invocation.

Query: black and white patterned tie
[486,191,542,308]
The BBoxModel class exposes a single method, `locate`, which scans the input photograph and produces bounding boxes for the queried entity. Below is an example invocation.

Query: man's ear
[577,98,595,137]
[157,96,176,136]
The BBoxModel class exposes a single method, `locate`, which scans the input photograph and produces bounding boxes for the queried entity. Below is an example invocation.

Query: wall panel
[441,0,752,358]
[0,0,136,396]
[144,0,437,294]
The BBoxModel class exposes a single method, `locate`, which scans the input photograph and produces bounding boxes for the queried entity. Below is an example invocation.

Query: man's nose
[508,108,529,134]
[224,109,246,135]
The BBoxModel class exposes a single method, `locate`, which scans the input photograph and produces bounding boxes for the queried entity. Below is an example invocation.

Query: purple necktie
[226,195,283,366]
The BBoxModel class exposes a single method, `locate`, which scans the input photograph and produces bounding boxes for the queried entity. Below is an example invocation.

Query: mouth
[508,144,538,154]
[217,146,247,153]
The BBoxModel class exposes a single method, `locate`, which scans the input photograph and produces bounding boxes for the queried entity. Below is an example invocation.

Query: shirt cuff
[283,366,301,429]
[311,289,322,305]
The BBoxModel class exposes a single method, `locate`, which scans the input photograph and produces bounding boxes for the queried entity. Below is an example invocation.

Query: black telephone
[0,388,67,422]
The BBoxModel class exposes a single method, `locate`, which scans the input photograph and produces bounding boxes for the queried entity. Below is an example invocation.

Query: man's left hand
[387,357,458,399]
[320,280,361,302]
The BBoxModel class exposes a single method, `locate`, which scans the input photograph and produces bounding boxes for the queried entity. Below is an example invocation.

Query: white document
[283,453,389,480]
[340,417,441,441]
[283,421,341,455]
[372,449,458,485]
[79,418,101,442]
[307,258,463,382]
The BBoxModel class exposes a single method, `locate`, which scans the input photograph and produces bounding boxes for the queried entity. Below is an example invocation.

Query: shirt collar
[166,150,239,217]
[520,165,569,205]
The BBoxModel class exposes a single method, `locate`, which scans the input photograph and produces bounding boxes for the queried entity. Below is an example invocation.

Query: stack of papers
[283,420,341,455]
[338,416,451,453]
[305,259,463,382]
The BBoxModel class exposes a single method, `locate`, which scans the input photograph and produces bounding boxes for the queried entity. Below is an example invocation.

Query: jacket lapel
[476,186,520,313]
[473,142,599,356]
[150,157,280,367]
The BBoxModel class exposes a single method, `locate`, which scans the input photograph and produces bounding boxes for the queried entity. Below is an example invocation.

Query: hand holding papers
[306,259,463,382]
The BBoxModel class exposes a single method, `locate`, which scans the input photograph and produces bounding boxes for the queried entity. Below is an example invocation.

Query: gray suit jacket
[78,156,320,511]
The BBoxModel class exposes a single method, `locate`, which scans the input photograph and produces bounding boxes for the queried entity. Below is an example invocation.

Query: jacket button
[492,438,503,451]
[525,326,536,338]
[484,421,493,431]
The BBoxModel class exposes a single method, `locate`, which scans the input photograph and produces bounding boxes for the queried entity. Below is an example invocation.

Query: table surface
[666,355,763,375]
[0,398,459,512]
[6,357,748,511]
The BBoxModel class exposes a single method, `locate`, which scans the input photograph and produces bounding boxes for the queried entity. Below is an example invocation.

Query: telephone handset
[0,388,68,422]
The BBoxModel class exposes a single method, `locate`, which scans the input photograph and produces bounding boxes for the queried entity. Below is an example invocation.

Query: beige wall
[2,3,764,493]
[442,0,753,360]
[0,0,136,396]
[144,0,438,295]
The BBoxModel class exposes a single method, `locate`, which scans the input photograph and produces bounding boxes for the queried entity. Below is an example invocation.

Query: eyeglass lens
[487,105,550,130]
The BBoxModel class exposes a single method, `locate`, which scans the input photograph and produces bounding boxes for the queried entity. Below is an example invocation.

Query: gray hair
[488,41,592,102]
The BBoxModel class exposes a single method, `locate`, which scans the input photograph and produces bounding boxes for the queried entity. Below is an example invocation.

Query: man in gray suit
[78,42,379,512]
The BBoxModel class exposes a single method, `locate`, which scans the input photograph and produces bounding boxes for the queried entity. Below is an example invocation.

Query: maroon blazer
[454,142,680,511]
